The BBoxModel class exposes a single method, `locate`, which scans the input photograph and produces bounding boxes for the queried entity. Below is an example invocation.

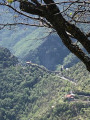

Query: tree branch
[86,32,90,37]
[20,1,44,16]
[0,23,47,27]
[65,21,90,54]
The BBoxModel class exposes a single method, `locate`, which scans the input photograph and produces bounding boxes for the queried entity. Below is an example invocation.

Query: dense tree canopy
[0,0,90,71]
[0,47,90,120]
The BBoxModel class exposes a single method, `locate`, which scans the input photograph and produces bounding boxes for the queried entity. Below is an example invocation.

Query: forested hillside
[0,47,90,120]
[0,47,18,68]
[62,62,90,96]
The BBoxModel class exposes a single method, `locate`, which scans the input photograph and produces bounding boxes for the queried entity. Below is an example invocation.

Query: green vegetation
[42,102,90,120]
[62,62,90,96]
[63,53,79,68]
[0,47,90,120]
[0,47,18,69]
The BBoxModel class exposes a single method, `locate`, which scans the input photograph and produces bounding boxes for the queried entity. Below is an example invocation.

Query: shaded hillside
[23,33,71,70]
[0,47,90,120]
[0,26,80,70]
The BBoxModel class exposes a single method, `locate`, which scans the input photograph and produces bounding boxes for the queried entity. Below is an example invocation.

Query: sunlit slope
[0,47,90,120]
[13,28,50,58]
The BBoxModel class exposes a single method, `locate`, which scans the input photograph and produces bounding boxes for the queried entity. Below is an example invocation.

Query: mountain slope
[0,47,90,120]
[0,26,80,70]
[0,46,18,68]
[62,62,90,96]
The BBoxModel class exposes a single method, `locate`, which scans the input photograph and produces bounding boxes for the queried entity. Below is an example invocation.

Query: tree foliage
[0,47,90,120]
[0,47,18,68]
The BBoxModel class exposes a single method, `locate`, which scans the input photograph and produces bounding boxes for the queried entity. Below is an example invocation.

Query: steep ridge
[0,46,18,68]
[0,26,80,70]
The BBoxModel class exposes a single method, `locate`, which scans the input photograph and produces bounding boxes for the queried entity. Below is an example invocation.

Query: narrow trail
[26,63,90,101]
[60,76,77,85]
[26,63,77,85]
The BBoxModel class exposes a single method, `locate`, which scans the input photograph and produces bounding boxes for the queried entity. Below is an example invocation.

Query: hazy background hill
[0,4,81,70]
[0,26,80,70]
